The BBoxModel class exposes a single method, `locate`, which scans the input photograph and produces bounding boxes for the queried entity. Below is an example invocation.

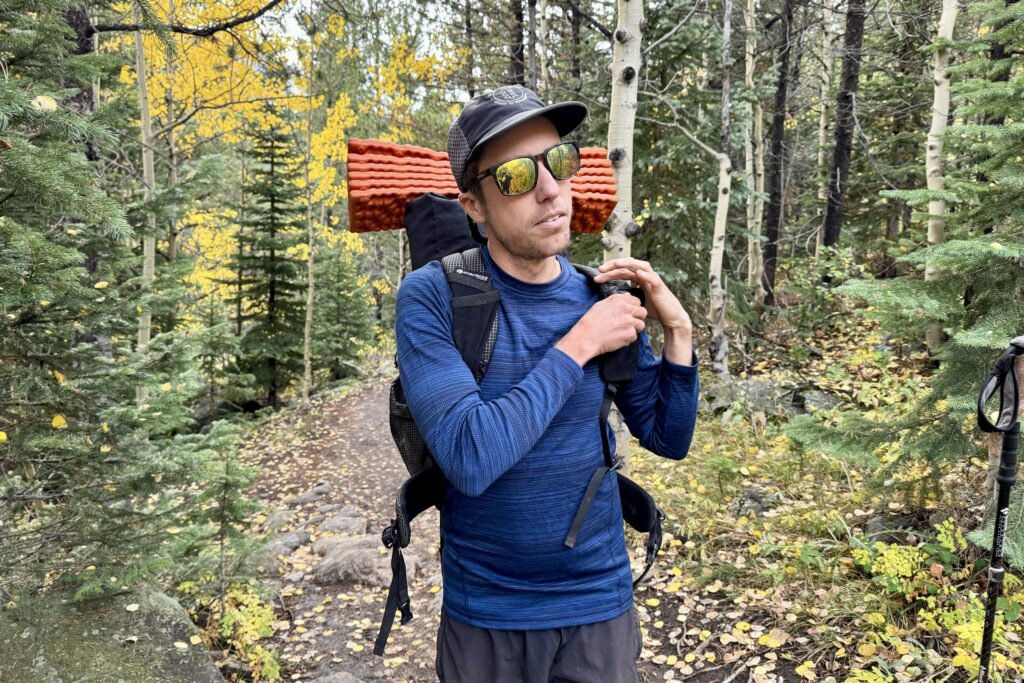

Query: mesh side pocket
[389,377,434,476]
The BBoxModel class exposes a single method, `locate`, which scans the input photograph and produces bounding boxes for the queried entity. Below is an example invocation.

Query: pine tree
[227,109,309,410]
[313,244,374,383]
[193,295,259,423]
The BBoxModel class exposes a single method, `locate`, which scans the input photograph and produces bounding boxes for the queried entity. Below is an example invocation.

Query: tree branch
[90,0,285,38]
[643,0,704,59]
[564,0,612,41]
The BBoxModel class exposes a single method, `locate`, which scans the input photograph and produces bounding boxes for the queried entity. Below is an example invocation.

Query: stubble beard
[484,206,573,263]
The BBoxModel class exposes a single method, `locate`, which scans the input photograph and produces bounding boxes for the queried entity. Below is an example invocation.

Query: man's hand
[593,258,693,366]
[556,293,647,367]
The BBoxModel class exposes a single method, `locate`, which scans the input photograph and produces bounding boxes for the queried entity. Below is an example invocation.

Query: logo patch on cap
[492,85,528,105]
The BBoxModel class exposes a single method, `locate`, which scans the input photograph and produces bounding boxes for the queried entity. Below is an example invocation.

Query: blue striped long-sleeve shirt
[395,245,699,629]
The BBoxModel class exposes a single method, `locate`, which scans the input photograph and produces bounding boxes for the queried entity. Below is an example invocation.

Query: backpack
[374,194,664,656]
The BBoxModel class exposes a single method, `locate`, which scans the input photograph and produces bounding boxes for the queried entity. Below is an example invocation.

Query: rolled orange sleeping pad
[347,138,618,235]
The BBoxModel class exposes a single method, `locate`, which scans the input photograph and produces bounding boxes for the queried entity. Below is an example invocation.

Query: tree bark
[569,0,582,85]
[164,0,179,332]
[760,0,795,308]
[133,16,157,406]
[465,0,476,97]
[924,0,958,353]
[511,0,526,85]
[814,2,836,258]
[538,0,549,92]
[63,5,100,162]
[820,0,866,249]
[605,0,644,471]
[744,0,765,304]
[708,0,733,378]
[528,0,538,90]
[605,0,642,263]
[301,40,317,433]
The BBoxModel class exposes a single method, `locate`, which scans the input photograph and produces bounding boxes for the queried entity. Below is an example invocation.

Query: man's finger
[597,267,644,282]
[599,257,653,273]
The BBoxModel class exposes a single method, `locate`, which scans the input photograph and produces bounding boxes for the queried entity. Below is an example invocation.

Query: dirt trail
[242,379,442,682]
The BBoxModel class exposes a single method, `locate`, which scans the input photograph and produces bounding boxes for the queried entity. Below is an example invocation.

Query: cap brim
[470,101,588,164]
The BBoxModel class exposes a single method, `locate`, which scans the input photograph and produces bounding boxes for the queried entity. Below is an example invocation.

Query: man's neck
[488,243,562,284]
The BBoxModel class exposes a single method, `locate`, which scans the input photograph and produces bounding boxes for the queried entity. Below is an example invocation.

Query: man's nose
[534,161,560,201]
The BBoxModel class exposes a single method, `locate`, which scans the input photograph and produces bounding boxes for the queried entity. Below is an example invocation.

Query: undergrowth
[628,311,1023,683]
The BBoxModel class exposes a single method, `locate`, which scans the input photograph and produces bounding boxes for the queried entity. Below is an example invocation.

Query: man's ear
[459,191,486,225]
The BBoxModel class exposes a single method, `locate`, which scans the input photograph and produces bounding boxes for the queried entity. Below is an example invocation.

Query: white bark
[133,18,156,406]
[528,0,538,90]
[815,3,837,258]
[708,154,733,377]
[302,42,317,432]
[605,0,644,262]
[925,0,957,353]
[606,0,644,471]
[538,0,549,92]
[708,0,734,378]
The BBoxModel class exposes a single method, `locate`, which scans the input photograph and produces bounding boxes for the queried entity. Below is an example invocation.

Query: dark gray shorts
[435,608,642,683]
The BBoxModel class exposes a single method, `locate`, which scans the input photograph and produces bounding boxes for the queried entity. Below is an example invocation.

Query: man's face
[460,117,573,264]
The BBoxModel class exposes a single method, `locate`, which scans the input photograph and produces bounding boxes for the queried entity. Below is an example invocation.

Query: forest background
[2,0,1023,681]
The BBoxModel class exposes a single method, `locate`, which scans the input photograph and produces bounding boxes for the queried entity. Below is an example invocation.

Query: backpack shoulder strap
[441,247,500,382]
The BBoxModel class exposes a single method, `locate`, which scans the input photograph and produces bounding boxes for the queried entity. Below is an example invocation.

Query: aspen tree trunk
[707,0,734,378]
[134,18,156,406]
[301,43,317,433]
[165,0,179,331]
[744,0,766,304]
[605,0,643,262]
[606,0,644,472]
[528,0,538,90]
[821,0,866,249]
[538,0,549,92]
[235,159,247,338]
[924,0,958,353]
[695,52,708,205]
[815,2,836,258]
[761,0,795,307]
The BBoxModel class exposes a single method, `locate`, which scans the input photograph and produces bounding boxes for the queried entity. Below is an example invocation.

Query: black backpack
[375,194,664,656]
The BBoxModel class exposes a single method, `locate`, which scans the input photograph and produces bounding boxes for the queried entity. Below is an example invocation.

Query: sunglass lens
[546,143,580,180]
[495,157,537,196]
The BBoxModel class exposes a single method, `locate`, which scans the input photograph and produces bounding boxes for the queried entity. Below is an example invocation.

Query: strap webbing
[565,385,621,548]
[978,337,1024,433]
[373,532,411,656]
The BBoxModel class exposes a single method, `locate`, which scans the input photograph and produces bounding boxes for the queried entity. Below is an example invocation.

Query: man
[394,85,699,682]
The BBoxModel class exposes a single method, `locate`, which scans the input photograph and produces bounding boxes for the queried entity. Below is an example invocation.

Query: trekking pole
[975,336,1024,683]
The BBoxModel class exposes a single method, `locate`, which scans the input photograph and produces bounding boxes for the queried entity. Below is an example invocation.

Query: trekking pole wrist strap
[977,336,1024,433]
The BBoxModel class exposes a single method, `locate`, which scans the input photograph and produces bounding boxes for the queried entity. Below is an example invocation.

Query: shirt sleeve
[395,264,585,497]
[613,331,700,460]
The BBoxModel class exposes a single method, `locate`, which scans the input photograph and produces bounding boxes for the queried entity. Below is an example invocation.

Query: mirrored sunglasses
[473,141,581,197]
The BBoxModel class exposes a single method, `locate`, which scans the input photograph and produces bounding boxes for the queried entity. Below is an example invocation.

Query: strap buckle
[381,523,398,549]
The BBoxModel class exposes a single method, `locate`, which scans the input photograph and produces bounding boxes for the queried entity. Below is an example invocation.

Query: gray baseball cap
[447,85,588,192]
